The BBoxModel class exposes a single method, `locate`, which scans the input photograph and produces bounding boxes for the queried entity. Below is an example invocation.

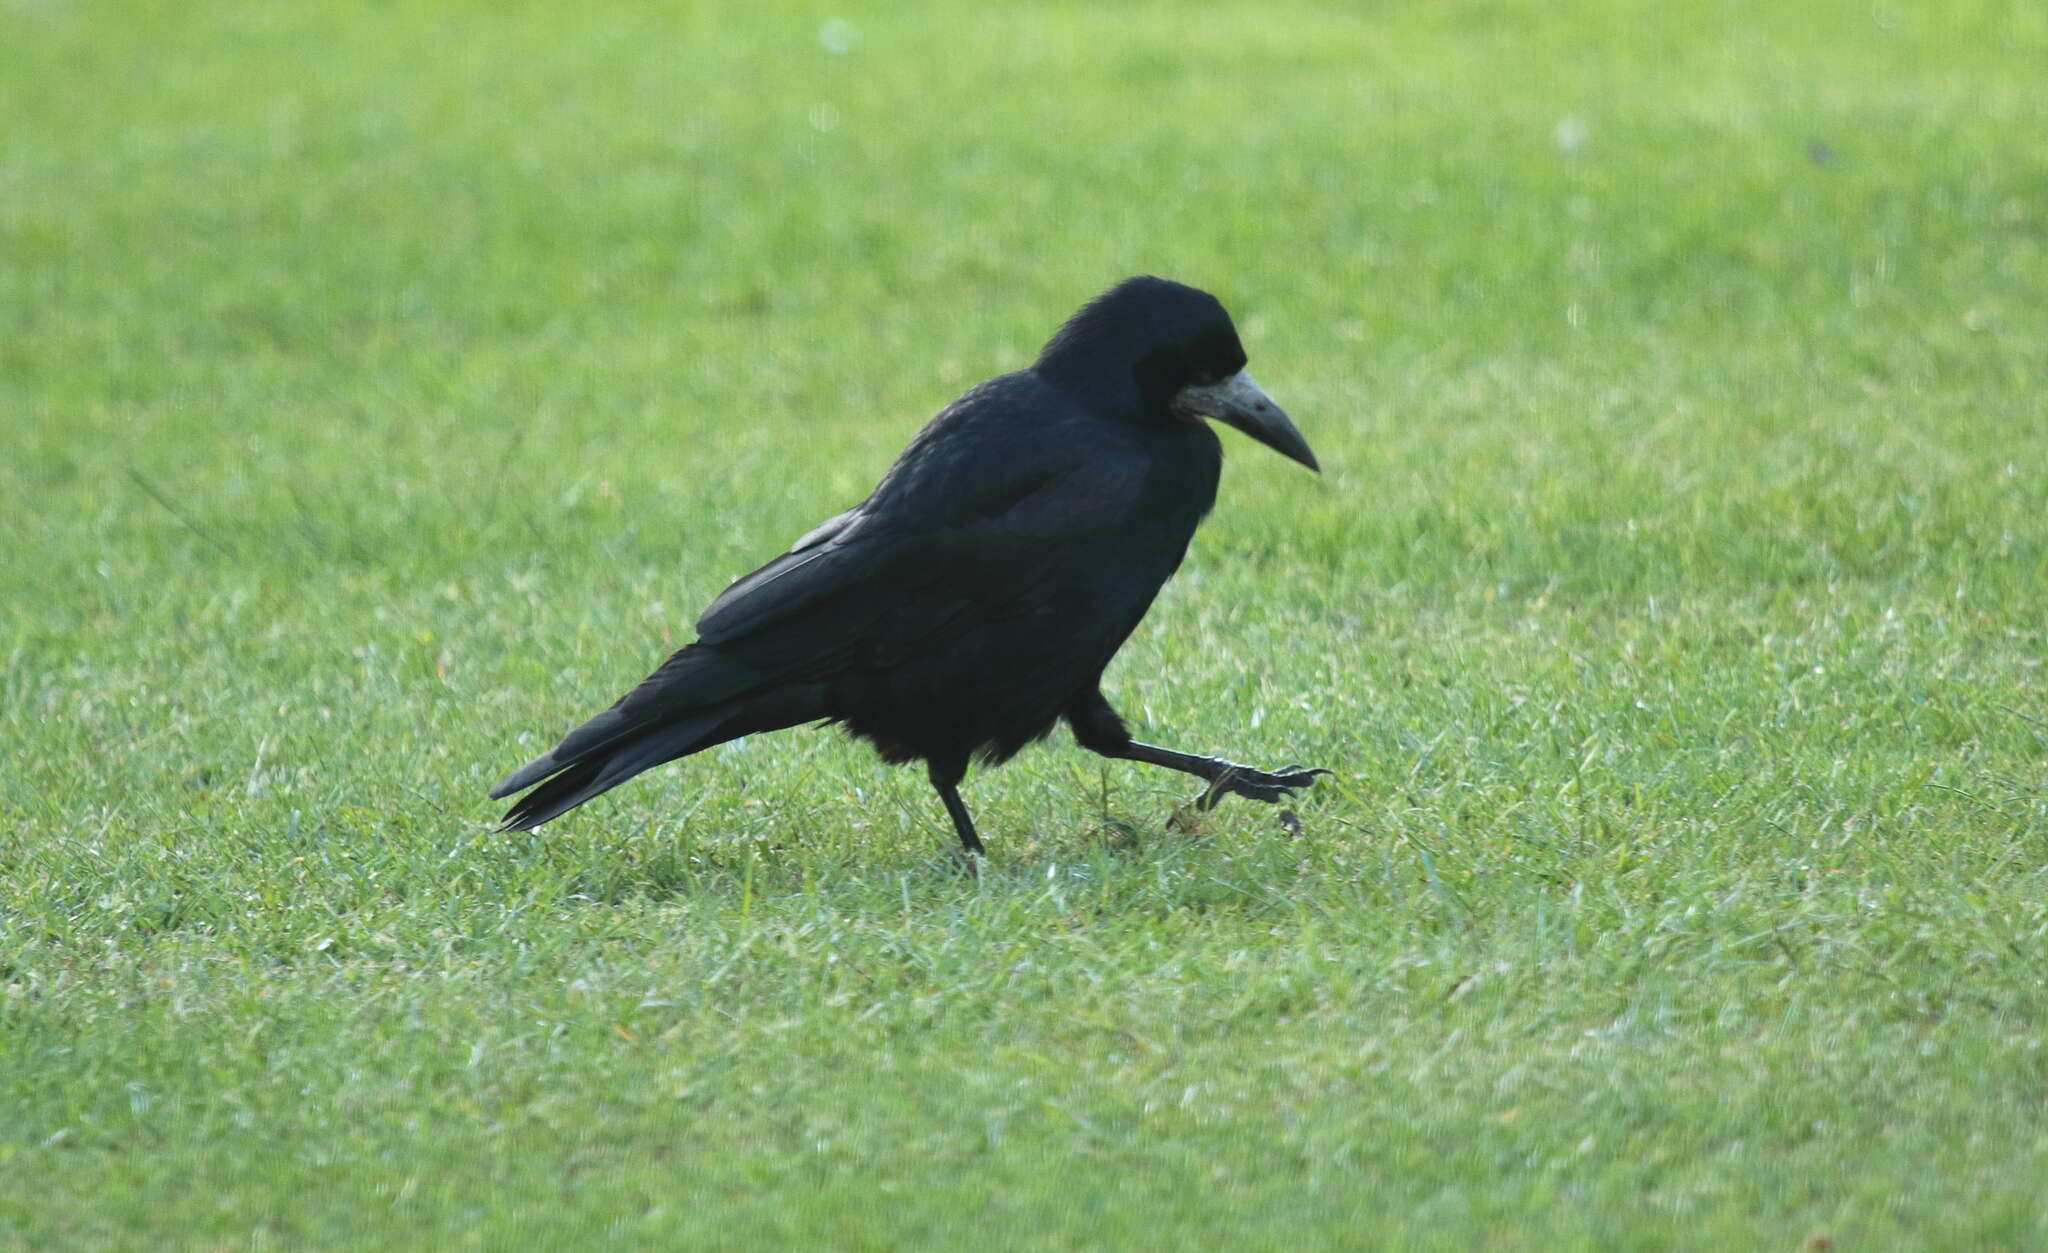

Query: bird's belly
[829,574,1160,768]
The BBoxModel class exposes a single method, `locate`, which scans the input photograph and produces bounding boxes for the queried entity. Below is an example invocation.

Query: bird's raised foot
[1196,762,1333,811]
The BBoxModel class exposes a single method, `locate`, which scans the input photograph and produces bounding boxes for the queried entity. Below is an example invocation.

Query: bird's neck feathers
[1032,339,1189,427]
[1032,363,1144,425]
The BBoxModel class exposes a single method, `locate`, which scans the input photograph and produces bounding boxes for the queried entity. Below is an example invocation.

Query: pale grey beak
[1172,370,1319,472]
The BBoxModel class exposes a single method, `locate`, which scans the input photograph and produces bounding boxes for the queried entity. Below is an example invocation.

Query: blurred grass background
[3,0,2046,1247]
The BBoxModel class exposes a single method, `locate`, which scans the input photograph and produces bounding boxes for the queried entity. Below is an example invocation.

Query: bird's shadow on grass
[511,799,1317,913]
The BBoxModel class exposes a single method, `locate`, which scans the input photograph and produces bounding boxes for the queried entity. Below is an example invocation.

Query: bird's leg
[1116,741,1332,811]
[1066,688,1330,811]
[926,758,986,856]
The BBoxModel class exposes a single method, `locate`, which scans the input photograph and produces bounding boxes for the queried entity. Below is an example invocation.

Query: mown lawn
[4,1,2046,1247]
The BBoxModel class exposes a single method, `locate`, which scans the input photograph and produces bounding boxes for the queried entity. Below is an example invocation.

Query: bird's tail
[489,645,821,831]
[491,708,732,831]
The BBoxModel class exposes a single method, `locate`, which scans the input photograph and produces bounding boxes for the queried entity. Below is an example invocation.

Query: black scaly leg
[926,756,985,856]
[1066,688,1330,811]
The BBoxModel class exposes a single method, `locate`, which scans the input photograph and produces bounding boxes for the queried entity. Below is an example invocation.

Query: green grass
[5,0,2048,1246]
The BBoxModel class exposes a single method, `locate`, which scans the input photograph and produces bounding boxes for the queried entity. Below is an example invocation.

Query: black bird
[491,276,1329,853]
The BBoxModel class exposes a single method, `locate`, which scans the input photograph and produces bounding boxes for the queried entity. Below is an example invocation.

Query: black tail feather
[499,758,606,831]
[496,709,730,831]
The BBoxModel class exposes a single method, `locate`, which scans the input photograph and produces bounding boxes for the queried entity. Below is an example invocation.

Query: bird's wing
[692,506,869,644]
[694,410,1146,667]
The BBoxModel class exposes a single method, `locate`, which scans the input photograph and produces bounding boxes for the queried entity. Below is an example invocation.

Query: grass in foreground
[3,0,2047,1247]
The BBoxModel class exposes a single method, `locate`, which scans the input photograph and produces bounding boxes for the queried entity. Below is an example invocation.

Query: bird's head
[1033,276,1318,472]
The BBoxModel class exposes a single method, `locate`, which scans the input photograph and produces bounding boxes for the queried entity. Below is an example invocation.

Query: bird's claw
[1196,762,1333,811]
